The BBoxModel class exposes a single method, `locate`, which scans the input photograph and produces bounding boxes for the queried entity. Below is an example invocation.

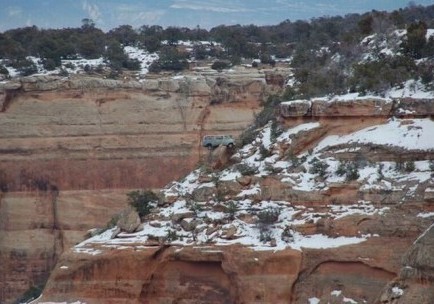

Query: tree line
[0,4,433,96]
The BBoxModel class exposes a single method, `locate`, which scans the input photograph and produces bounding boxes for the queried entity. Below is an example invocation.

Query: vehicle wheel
[227,143,234,148]
[207,144,213,150]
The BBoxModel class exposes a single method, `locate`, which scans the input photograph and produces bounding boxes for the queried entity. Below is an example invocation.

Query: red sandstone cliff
[1,70,434,303]
[0,68,288,303]
[36,95,434,303]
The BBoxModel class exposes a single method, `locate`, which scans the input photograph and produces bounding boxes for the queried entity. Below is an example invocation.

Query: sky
[1,0,433,32]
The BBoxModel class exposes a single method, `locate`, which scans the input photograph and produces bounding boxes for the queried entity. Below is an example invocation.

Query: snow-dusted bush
[309,157,329,177]
[345,163,360,181]
[257,207,280,225]
[225,201,239,220]
[127,190,158,218]
[335,161,360,181]
[237,163,258,176]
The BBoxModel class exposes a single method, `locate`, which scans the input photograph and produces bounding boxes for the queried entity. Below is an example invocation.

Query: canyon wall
[37,95,434,304]
[0,68,286,303]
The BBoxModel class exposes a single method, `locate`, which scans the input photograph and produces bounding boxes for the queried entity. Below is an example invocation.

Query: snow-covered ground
[70,114,434,255]
[315,118,434,152]
[123,46,158,75]
[1,45,158,80]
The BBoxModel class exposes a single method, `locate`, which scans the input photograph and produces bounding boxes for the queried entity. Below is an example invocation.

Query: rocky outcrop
[0,69,286,303]
[279,96,434,118]
[377,224,434,304]
[41,245,302,304]
[0,189,129,304]
[0,74,269,192]
[3,72,434,303]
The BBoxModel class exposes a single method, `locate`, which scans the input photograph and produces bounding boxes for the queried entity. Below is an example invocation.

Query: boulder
[180,218,201,231]
[171,211,195,223]
[236,175,252,186]
[116,207,141,233]
[279,100,311,117]
[192,185,217,201]
[217,180,243,198]
[376,224,434,304]
[221,225,238,239]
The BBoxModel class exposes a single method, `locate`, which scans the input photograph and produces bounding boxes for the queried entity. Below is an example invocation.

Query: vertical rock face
[41,245,302,304]
[0,190,129,303]
[0,70,283,303]
[0,73,269,192]
[377,224,434,304]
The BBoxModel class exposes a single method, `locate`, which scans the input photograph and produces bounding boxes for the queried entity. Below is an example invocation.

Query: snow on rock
[315,93,392,103]
[75,195,373,253]
[280,99,311,106]
[315,118,434,152]
[387,79,434,99]
[276,122,320,144]
[331,290,342,296]
[123,46,158,75]
[417,212,434,218]
[308,297,320,304]
[61,57,104,73]
[70,98,434,256]
[1,45,157,79]
[391,286,404,296]
[343,297,358,304]
[426,29,434,40]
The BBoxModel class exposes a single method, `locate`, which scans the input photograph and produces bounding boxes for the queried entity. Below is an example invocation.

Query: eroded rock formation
[2,71,434,303]
[38,95,434,303]
[0,68,287,303]
[42,245,301,304]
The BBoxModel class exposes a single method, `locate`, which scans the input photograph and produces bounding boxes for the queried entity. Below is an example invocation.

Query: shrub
[270,120,283,141]
[166,229,178,242]
[225,201,238,220]
[395,160,406,172]
[259,144,272,160]
[64,62,75,70]
[404,161,416,172]
[127,190,158,218]
[336,161,360,181]
[429,161,434,171]
[123,58,141,70]
[259,230,273,242]
[42,58,57,70]
[345,163,360,181]
[238,127,258,147]
[309,157,329,177]
[188,201,203,216]
[377,163,385,181]
[211,60,230,70]
[236,163,258,176]
[0,64,9,76]
[335,162,347,176]
[257,207,280,225]
[12,58,37,76]
[58,68,69,77]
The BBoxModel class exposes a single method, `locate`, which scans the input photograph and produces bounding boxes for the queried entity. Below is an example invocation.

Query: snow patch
[308,297,320,304]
